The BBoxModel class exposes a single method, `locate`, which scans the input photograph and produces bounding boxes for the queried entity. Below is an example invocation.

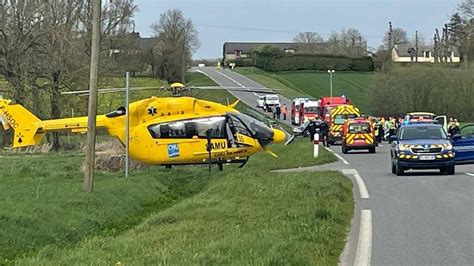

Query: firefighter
[388,117,396,143]
[377,120,384,143]
[307,119,317,141]
[320,119,330,147]
[281,104,288,120]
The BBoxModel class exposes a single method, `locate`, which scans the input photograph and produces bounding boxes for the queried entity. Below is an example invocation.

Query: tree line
[293,28,368,58]
[0,2,199,150]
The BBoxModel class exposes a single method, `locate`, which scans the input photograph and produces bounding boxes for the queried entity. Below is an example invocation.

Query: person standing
[272,105,276,119]
[320,120,330,147]
[276,104,281,120]
[281,104,288,120]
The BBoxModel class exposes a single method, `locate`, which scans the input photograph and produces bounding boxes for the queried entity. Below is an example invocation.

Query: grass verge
[0,153,214,263]
[185,71,218,87]
[15,139,351,265]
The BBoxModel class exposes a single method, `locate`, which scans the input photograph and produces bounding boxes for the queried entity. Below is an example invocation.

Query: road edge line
[354,209,372,266]
[354,173,370,199]
[325,146,350,165]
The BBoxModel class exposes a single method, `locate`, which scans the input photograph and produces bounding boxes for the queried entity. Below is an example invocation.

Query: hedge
[255,54,374,72]
[226,58,254,67]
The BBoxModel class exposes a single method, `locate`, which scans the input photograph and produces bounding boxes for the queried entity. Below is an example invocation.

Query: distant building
[391,44,460,63]
[223,42,331,61]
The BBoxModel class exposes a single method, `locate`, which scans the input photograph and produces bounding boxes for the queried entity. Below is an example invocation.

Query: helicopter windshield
[228,113,273,141]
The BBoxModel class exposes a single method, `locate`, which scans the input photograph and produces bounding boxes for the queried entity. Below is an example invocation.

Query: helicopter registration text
[1,110,19,129]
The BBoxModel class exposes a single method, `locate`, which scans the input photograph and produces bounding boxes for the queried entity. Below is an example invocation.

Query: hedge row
[226,58,254,67]
[255,54,374,72]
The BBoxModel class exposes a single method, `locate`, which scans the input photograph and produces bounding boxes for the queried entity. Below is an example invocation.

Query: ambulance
[342,117,376,154]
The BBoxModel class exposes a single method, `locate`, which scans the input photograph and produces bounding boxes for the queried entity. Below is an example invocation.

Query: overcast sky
[133,0,462,59]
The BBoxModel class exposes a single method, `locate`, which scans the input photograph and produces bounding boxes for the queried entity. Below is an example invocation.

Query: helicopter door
[434,115,447,132]
[227,115,252,146]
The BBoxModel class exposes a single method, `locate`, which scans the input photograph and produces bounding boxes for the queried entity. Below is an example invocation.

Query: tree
[326,28,367,57]
[383,28,409,46]
[151,9,200,82]
[293,32,324,43]
[0,1,44,105]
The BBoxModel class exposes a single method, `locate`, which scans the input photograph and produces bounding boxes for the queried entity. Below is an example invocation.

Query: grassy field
[185,71,218,87]
[234,67,374,112]
[8,139,352,265]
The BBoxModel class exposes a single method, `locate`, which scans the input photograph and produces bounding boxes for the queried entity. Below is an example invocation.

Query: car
[256,95,265,108]
[390,124,455,175]
[452,124,474,165]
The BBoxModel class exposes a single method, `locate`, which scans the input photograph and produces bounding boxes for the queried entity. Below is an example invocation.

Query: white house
[391,44,460,63]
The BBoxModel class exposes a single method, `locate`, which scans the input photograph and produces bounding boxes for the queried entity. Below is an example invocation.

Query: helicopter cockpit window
[228,113,273,140]
[148,116,226,139]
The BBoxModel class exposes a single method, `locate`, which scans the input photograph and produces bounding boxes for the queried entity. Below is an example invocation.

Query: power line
[195,23,387,39]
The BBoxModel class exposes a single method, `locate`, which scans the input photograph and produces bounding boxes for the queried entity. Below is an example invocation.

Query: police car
[390,124,474,175]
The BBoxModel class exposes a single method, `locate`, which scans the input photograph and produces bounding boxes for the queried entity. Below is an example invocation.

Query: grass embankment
[12,139,351,265]
[0,153,214,263]
[234,67,374,112]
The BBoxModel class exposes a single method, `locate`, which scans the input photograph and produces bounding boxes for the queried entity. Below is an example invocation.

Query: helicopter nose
[272,128,286,143]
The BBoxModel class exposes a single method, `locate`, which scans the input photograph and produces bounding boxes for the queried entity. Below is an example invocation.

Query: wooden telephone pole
[415,31,419,62]
[83,0,101,193]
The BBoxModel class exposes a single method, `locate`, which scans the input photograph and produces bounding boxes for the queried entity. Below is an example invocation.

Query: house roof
[394,44,460,57]
[139,38,160,50]
[223,42,331,54]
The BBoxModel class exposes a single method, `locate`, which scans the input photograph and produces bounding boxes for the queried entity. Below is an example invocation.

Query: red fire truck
[319,96,352,122]
[291,98,320,125]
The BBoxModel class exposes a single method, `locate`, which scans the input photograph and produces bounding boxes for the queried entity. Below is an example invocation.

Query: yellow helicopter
[0,82,286,169]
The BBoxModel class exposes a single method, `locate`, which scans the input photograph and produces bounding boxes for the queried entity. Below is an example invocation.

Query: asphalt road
[198,66,474,265]
[195,67,293,127]
[330,143,474,265]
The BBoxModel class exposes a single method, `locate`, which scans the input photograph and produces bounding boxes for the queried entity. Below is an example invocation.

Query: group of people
[448,118,461,136]
[301,118,331,147]
[372,116,462,144]
[264,103,288,120]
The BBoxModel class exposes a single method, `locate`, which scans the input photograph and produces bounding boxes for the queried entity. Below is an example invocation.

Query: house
[391,44,460,63]
[223,42,331,61]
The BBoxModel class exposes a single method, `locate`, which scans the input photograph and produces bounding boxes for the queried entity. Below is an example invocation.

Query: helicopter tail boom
[0,99,107,148]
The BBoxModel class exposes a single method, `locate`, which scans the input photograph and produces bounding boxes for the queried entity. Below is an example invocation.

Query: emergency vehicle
[390,123,474,175]
[342,117,376,153]
[263,94,280,112]
[404,112,447,132]
[319,96,352,122]
[329,104,360,144]
[291,98,320,125]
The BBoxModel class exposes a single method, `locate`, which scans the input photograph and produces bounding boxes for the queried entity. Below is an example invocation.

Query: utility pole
[415,31,419,62]
[125,72,130,178]
[181,27,186,83]
[83,0,101,193]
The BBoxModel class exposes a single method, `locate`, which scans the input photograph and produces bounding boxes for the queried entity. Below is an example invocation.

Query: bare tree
[383,28,409,46]
[293,32,324,43]
[151,9,200,82]
[0,1,44,105]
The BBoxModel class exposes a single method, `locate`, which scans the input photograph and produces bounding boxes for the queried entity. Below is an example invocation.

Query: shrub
[255,54,373,72]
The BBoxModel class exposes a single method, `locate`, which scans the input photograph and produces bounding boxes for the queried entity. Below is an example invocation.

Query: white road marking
[342,169,370,199]
[354,173,370,199]
[324,146,350,165]
[355,209,372,266]
[214,70,246,88]
[205,70,258,96]
[466,173,474,177]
